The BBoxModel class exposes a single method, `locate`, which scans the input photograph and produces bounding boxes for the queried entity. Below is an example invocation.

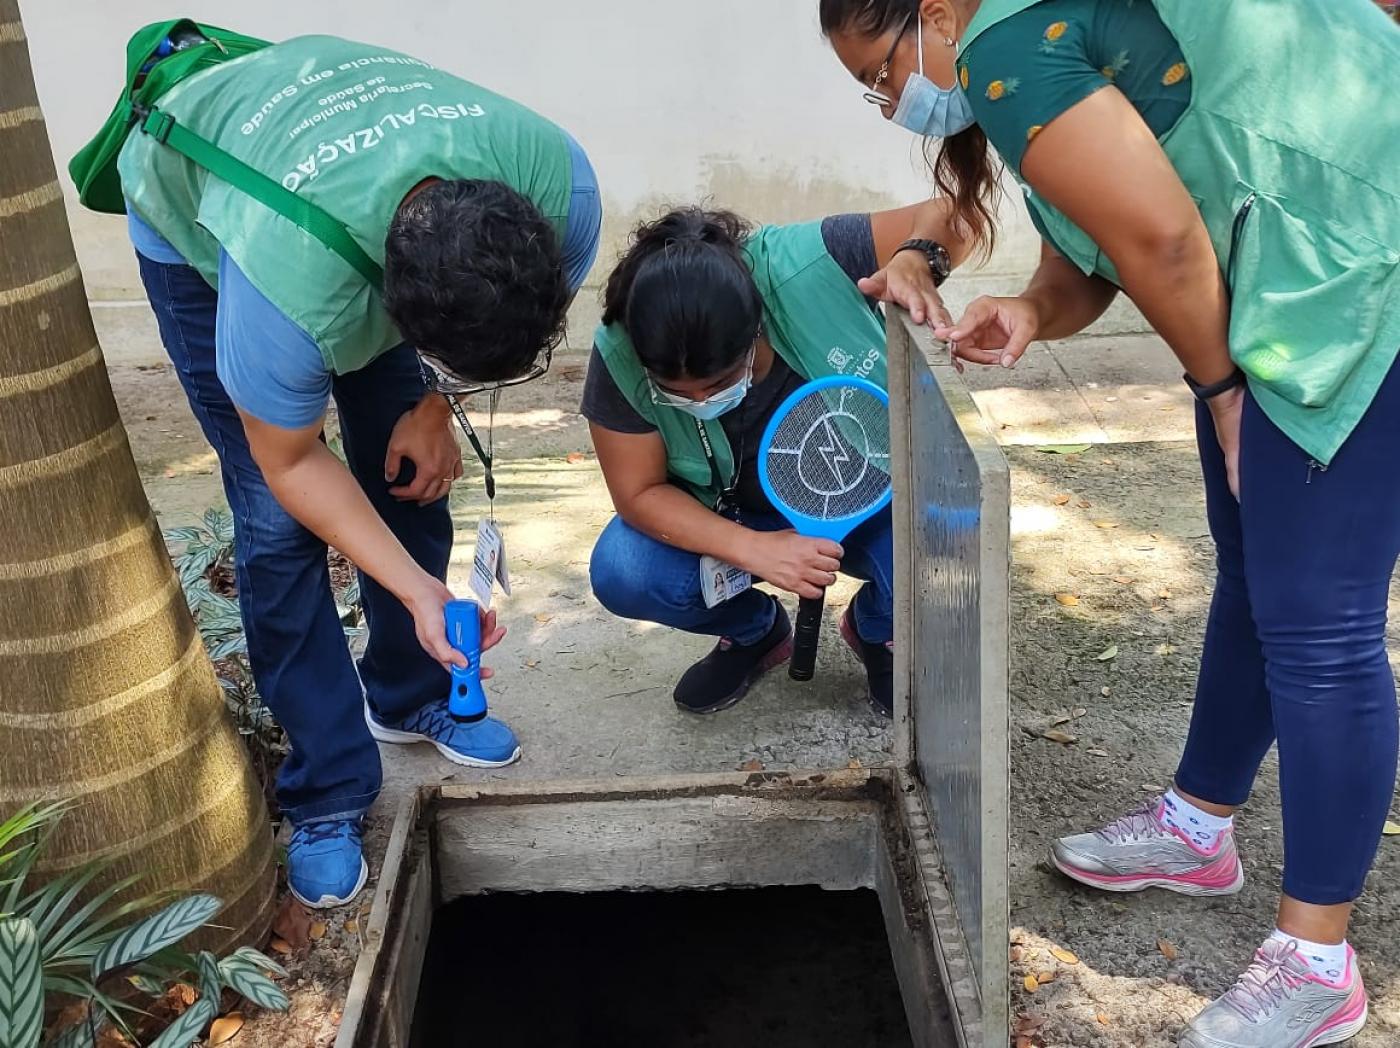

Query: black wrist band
[893,238,952,288]
[1183,367,1246,401]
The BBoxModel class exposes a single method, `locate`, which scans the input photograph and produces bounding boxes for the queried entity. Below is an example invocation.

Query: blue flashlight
[444,599,488,721]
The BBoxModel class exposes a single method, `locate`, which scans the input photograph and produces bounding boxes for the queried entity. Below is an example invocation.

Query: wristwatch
[1183,368,1246,401]
[894,239,952,288]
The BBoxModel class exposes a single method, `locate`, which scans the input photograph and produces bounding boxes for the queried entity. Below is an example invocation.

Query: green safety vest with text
[117,34,574,376]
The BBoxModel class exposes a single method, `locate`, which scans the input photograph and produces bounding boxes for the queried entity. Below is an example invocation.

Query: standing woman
[822,1,1400,1045]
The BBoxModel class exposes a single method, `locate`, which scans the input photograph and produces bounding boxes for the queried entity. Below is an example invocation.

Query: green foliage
[0,917,43,1048]
[0,806,288,1047]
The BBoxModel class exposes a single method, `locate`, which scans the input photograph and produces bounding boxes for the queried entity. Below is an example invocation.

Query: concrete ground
[98,293,1400,1047]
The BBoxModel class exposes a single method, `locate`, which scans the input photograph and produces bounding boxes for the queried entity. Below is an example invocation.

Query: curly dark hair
[383,179,570,382]
[601,207,762,383]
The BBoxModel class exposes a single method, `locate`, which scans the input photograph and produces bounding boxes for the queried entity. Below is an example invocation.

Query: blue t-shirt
[128,135,602,429]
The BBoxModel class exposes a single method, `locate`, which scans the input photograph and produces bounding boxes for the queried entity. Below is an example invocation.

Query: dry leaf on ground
[309,921,327,941]
[1015,1014,1047,1034]
[1384,821,1400,836]
[1158,939,1179,960]
[1035,969,1056,984]
[1112,576,1134,585]
[1141,783,1165,792]
[1087,748,1110,757]
[272,896,313,949]
[1093,521,1120,529]
[1053,494,1072,505]
[268,936,292,956]
[208,1014,245,1046]
[1055,593,1080,607]
[566,451,586,464]
[1101,687,1111,697]
[1050,947,1079,965]
[534,613,553,624]
[344,918,360,934]
[1023,974,1040,992]
[1096,644,1118,661]
[1042,730,1078,745]
[1097,1013,1111,1025]
[1078,499,1091,508]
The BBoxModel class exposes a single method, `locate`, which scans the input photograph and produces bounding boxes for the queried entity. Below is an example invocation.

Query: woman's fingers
[952,345,1006,367]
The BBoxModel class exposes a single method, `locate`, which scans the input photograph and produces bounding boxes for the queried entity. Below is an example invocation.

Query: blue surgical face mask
[651,346,755,421]
[891,17,976,138]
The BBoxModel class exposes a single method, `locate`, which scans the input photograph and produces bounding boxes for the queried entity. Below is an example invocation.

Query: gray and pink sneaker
[1179,938,1368,1047]
[1050,799,1245,896]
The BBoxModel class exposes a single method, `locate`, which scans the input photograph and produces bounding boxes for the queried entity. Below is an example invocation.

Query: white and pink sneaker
[1051,799,1245,896]
[1180,938,1368,1047]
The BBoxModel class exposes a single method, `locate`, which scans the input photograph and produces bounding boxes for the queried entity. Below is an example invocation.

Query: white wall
[18,0,1042,300]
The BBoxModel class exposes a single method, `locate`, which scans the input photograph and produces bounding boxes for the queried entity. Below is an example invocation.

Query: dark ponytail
[819,0,1003,258]
[601,208,762,382]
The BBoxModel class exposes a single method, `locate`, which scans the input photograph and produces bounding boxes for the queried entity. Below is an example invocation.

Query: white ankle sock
[1271,929,1349,983]
[1160,789,1233,849]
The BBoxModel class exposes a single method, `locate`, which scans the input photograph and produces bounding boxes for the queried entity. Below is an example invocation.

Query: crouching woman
[582,204,966,716]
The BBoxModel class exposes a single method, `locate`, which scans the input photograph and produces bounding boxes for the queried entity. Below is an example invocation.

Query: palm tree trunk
[0,2,274,950]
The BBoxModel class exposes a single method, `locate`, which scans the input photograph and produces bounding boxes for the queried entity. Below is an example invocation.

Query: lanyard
[419,361,499,513]
[693,418,740,514]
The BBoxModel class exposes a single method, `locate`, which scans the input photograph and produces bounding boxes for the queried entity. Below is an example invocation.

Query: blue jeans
[590,508,894,646]
[1176,357,1400,905]
[138,255,451,825]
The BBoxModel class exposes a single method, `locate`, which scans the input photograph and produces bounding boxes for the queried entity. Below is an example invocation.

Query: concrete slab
[1047,334,1197,444]
[955,345,1108,446]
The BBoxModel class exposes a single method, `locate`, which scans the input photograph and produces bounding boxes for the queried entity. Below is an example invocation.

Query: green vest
[963,0,1400,464]
[118,35,574,376]
[595,220,888,507]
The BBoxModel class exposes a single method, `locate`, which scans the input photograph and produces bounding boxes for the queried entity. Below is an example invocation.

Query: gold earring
[944,36,956,47]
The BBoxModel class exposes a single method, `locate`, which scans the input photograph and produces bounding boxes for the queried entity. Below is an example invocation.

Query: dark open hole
[410,885,915,1047]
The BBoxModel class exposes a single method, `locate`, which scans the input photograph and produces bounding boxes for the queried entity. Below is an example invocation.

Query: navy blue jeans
[1176,357,1400,905]
[139,255,451,825]
[590,507,894,646]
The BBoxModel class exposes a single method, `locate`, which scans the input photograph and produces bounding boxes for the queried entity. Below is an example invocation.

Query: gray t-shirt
[581,213,878,515]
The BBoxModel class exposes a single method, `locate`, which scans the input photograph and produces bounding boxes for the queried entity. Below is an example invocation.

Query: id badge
[700,555,752,609]
[468,518,512,608]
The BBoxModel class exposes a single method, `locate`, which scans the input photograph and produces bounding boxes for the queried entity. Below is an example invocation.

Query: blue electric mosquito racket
[444,599,489,721]
[758,376,893,681]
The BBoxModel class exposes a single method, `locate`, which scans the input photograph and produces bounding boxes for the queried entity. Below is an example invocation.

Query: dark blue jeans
[590,507,894,646]
[139,255,451,825]
[1176,356,1400,905]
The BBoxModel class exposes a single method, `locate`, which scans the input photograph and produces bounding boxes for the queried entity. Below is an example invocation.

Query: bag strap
[136,104,384,291]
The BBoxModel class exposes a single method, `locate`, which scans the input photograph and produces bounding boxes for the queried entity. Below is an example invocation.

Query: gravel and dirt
[102,309,1400,1047]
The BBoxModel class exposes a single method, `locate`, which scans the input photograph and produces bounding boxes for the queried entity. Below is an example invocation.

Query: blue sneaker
[286,818,368,909]
[365,700,522,768]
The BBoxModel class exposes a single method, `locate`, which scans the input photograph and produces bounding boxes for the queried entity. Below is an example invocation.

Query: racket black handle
[790,594,826,682]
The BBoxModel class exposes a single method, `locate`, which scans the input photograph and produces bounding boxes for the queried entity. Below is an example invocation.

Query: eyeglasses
[648,344,756,407]
[417,344,554,398]
[863,10,917,107]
